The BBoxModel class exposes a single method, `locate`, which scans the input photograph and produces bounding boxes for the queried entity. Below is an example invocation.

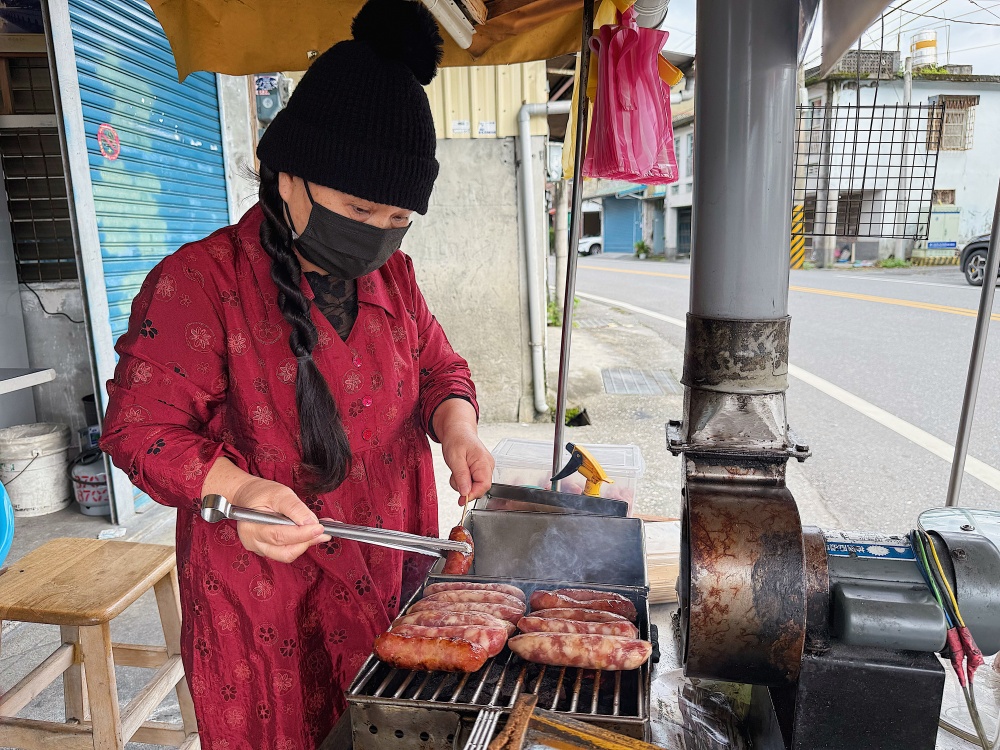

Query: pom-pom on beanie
[257,0,443,214]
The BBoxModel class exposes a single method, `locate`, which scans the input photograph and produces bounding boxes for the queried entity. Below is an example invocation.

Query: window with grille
[685,132,693,177]
[926,95,978,152]
[933,189,956,205]
[0,53,76,282]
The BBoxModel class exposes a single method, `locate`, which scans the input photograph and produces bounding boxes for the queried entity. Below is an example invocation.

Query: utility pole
[792,64,809,267]
[894,57,913,262]
[554,179,569,322]
[815,80,837,267]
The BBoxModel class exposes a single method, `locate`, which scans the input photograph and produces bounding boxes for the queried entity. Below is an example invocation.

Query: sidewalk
[0,295,838,748]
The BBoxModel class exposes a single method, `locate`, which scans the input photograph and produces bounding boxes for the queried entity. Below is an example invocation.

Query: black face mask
[287,182,409,280]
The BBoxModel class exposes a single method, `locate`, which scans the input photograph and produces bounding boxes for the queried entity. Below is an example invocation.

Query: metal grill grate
[353,651,643,720]
[0,128,75,282]
[793,104,943,240]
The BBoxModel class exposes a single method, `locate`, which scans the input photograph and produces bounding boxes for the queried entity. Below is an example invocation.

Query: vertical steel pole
[552,0,595,487]
[689,0,798,320]
[945,181,1000,507]
[679,0,799,461]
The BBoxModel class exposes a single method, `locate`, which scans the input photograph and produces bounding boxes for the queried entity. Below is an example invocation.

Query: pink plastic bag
[583,8,679,184]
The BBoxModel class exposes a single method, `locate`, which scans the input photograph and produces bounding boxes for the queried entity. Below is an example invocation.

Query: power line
[895,5,1000,25]
[967,0,1000,20]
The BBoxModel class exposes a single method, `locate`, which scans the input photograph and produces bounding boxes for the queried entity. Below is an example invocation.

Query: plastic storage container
[0,423,72,517]
[491,438,645,513]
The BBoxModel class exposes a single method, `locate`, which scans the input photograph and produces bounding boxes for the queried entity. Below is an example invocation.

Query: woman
[100,1,494,746]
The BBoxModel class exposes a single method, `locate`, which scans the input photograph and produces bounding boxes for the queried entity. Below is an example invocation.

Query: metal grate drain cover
[575,317,615,329]
[602,368,681,396]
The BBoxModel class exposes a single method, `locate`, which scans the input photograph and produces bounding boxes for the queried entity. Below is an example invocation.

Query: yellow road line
[578,265,690,280]
[788,285,1000,321]
[576,264,1000,321]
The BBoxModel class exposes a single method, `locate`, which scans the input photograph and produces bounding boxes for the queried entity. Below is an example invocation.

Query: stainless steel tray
[433,509,648,591]
[475,483,629,517]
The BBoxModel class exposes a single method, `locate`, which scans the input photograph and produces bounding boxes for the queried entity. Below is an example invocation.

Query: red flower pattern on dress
[276,359,296,384]
[232,552,250,571]
[234,660,253,682]
[181,457,205,484]
[343,370,362,393]
[217,611,239,633]
[227,330,249,356]
[250,575,275,601]
[253,319,281,344]
[365,316,383,337]
[272,671,295,696]
[99,207,478,749]
[186,323,214,351]
[214,523,238,546]
[249,404,274,428]
[155,274,176,299]
[129,360,153,385]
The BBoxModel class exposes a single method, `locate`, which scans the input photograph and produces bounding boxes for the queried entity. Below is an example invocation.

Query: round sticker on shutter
[97,124,120,161]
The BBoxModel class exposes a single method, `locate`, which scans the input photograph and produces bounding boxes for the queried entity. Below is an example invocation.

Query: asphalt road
[571,255,1000,533]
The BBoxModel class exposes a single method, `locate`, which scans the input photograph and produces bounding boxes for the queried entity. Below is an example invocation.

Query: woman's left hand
[433,399,494,502]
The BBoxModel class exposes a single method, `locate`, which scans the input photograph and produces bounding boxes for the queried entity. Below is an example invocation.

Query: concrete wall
[18,282,92,437]
[664,123,694,259]
[404,136,546,423]
[218,74,259,222]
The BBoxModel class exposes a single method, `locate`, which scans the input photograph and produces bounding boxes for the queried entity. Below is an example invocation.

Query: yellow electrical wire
[925,530,967,629]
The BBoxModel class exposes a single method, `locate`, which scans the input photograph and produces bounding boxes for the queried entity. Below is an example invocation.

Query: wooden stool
[0,538,199,749]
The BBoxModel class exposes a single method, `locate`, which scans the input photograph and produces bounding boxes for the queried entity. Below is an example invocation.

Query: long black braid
[258,163,351,492]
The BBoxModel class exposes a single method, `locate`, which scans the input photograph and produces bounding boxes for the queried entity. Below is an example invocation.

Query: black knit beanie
[256,0,443,214]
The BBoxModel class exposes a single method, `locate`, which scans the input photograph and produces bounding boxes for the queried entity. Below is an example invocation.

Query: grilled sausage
[442,526,474,575]
[391,624,508,657]
[529,608,631,624]
[529,590,637,622]
[421,590,524,609]
[374,632,488,672]
[407,600,524,625]
[394,609,516,637]
[508,633,651,671]
[424,582,526,603]
[516,615,638,639]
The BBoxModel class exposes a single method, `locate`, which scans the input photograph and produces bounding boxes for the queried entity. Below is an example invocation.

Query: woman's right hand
[230,476,326,563]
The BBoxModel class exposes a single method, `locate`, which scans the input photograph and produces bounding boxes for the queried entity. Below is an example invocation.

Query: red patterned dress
[100,204,478,750]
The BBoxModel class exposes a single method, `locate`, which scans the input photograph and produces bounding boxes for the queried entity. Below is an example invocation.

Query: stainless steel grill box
[346,579,652,749]
[346,507,652,748]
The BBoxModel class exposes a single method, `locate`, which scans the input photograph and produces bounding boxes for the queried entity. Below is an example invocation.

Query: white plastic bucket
[0,423,72,518]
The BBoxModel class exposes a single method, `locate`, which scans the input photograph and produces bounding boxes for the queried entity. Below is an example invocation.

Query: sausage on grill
[391,624,508,657]
[529,590,637,622]
[442,526,474,575]
[374,632,488,673]
[529,608,631,624]
[516,615,638,639]
[394,610,516,637]
[421,590,524,609]
[424,582,525,603]
[407,600,524,625]
[508,633,651,671]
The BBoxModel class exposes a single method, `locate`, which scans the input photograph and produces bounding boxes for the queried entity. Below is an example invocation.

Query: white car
[578,236,603,255]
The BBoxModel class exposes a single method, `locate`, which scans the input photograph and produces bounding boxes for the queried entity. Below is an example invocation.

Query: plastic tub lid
[491,438,645,477]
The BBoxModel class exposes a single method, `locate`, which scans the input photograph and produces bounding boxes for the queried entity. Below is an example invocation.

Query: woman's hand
[203,459,325,563]
[433,399,494,502]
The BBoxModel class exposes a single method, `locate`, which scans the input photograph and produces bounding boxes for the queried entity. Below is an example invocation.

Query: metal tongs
[200,494,472,558]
